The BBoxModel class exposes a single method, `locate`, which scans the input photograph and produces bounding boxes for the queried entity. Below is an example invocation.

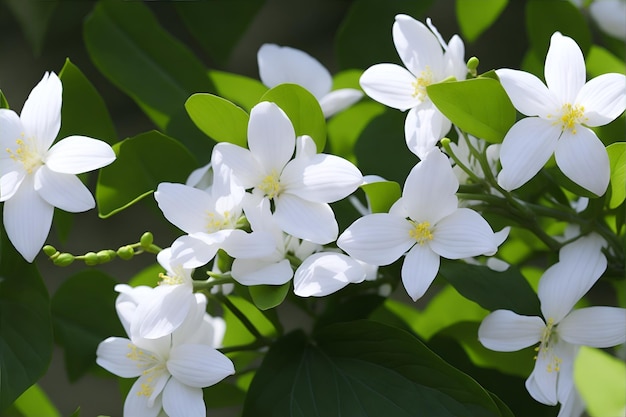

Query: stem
[214,293,268,343]
[219,339,270,354]
[192,276,235,291]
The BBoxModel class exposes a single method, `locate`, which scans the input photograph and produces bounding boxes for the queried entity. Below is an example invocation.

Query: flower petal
[576,73,626,127]
[124,376,164,417]
[20,72,62,150]
[220,229,276,259]
[496,69,560,118]
[212,143,263,189]
[359,63,420,111]
[526,355,558,406]
[319,88,363,118]
[589,0,626,40]
[154,182,216,234]
[257,44,332,99]
[544,32,586,103]
[293,252,365,297]
[443,34,467,81]
[558,306,626,347]
[430,208,499,258]
[0,169,26,202]
[247,102,295,174]
[3,175,53,262]
[478,310,544,351]
[497,117,560,191]
[34,166,95,212]
[232,258,293,286]
[162,378,206,417]
[555,127,610,196]
[167,344,234,388]
[170,235,220,269]
[132,285,192,340]
[337,213,414,265]
[96,337,145,378]
[401,243,440,301]
[45,136,115,174]
[273,194,338,244]
[404,104,450,159]
[393,14,443,76]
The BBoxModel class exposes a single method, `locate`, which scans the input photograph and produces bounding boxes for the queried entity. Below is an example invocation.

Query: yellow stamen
[552,103,587,134]
[535,318,563,374]
[408,221,433,245]
[258,172,282,199]
[205,210,236,233]
[411,67,434,101]
[6,134,42,173]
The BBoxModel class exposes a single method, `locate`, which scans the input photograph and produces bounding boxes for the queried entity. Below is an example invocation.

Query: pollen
[205,210,236,233]
[556,103,587,134]
[409,221,433,245]
[411,67,434,101]
[535,317,563,374]
[258,172,282,199]
[158,272,183,286]
[6,134,43,174]
[137,383,153,397]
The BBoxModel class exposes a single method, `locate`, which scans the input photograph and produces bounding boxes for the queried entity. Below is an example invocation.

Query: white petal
[0,109,24,151]
[555,128,610,196]
[34,166,95,212]
[132,285,192,340]
[96,337,145,378]
[577,73,626,127]
[20,72,62,150]
[443,34,467,81]
[496,69,560,117]
[430,208,499,258]
[393,14,443,76]
[402,149,458,224]
[544,32,586,103]
[337,213,414,265]
[247,102,295,173]
[401,243,440,301]
[556,381,585,417]
[257,44,332,99]
[281,153,363,203]
[220,229,276,259]
[231,258,293,286]
[293,252,366,297]
[170,235,220,269]
[3,175,53,262]
[539,237,607,322]
[124,376,164,417]
[167,344,234,387]
[162,378,206,417]
[45,136,115,174]
[359,64,420,111]
[478,310,544,351]
[404,104,450,159]
[526,357,558,405]
[0,169,26,202]
[589,0,626,40]
[497,118,560,191]
[273,194,338,244]
[559,307,626,347]
[319,89,363,118]
[211,143,263,189]
[154,182,216,234]
[185,162,212,189]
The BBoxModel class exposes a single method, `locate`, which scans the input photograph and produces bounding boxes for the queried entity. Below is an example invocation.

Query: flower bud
[97,250,116,263]
[43,245,57,257]
[117,245,135,260]
[140,232,154,248]
[84,252,99,266]
[54,253,75,267]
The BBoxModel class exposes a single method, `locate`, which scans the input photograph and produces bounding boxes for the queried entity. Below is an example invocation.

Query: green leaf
[0,90,10,109]
[84,1,214,159]
[13,384,61,417]
[587,45,626,77]
[260,84,327,152]
[58,59,116,144]
[427,77,516,143]
[51,270,124,381]
[327,101,385,163]
[96,130,198,218]
[186,94,249,147]
[222,296,277,348]
[607,142,626,208]
[203,381,246,408]
[249,283,291,311]
[0,226,53,411]
[208,70,268,112]
[575,346,626,417]
[456,0,508,42]
[175,0,265,65]
[127,263,162,288]
[4,0,57,55]
[360,181,401,213]
[439,260,542,316]
[243,320,506,417]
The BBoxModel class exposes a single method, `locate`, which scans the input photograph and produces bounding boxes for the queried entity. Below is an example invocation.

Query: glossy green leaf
[249,283,291,311]
[526,0,591,60]
[4,0,57,55]
[427,77,516,143]
[243,320,506,417]
[13,384,61,417]
[607,142,626,208]
[360,181,401,213]
[456,0,508,42]
[439,260,541,316]
[186,94,249,147]
[51,270,124,381]
[96,130,198,218]
[575,346,626,417]
[58,58,117,144]
[0,226,53,411]
[260,84,327,152]
[327,101,385,163]
[208,70,268,112]
[0,90,9,109]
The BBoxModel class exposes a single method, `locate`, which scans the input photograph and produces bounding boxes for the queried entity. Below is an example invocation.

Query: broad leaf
[96,130,198,218]
[208,70,268,112]
[575,347,626,417]
[327,101,385,163]
[586,45,626,77]
[186,94,249,147]
[607,142,626,209]
[12,384,61,417]
[249,283,291,311]
[456,0,508,42]
[4,0,57,55]
[427,77,516,143]
[221,295,277,348]
[360,181,401,213]
[0,90,10,109]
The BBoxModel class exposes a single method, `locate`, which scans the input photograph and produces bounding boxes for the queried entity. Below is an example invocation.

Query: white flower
[447,131,501,186]
[359,15,466,158]
[293,252,367,297]
[185,162,213,191]
[478,234,626,409]
[97,293,233,417]
[590,0,626,41]
[496,32,626,195]
[0,72,116,262]
[257,44,363,118]
[337,149,503,301]
[212,101,363,244]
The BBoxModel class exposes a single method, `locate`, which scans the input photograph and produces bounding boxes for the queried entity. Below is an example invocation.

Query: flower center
[6,134,43,174]
[556,103,586,134]
[534,318,562,373]
[411,67,434,101]
[205,210,237,233]
[258,172,282,199]
[408,221,433,245]
[126,343,167,398]
[158,272,184,286]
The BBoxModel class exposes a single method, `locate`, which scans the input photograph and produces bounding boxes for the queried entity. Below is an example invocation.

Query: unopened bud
[140,232,154,248]
[97,250,116,263]
[43,245,57,257]
[54,253,75,267]
[84,252,99,266]
[467,57,479,76]
[117,245,135,260]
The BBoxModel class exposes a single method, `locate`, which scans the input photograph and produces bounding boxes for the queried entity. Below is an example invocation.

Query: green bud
[54,253,75,267]
[140,232,154,248]
[97,250,116,263]
[467,56,479,71]
[43,245,57,257]
[84,252,99,266]
[117,245,135,260]
[440,137,451,147]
